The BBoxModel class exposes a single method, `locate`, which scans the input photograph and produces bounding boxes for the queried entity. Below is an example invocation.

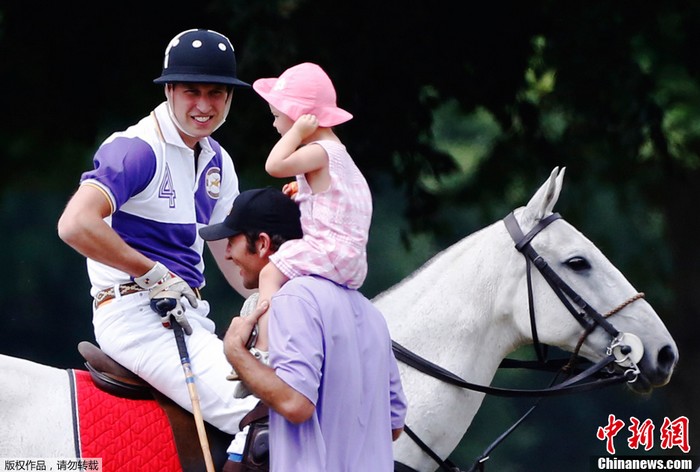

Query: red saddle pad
[72,369,182,471]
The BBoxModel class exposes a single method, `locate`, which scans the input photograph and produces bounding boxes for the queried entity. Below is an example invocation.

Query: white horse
[0,168,677,472]
[379,167,677,471]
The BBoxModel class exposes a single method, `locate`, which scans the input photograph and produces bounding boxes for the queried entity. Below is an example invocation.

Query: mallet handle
[173,320,216,472]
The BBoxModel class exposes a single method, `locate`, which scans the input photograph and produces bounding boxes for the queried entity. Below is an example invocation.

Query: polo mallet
[155,299,216,472]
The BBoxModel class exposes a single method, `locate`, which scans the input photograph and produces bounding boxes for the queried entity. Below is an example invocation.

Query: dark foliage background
[1,1,698,470]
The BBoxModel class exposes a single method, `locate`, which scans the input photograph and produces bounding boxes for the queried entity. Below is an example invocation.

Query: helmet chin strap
[216,92,233,132]
[164,85,232,140]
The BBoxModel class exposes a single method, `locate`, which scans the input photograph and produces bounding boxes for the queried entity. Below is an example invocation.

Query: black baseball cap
[199,187,303,241]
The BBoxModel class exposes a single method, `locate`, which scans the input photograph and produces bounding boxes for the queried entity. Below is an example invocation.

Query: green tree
[0,1,697,469]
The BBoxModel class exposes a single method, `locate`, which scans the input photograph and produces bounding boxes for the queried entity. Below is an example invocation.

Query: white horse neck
[375,220,522,386]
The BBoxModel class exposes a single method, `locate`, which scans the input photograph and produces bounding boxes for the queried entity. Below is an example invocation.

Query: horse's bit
[393,211,647,472]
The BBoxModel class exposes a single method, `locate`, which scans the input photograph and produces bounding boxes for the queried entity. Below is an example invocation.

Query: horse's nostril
[656,344,678,378]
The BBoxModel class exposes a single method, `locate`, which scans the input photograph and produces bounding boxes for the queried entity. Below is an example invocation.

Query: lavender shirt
[268,276,407,472]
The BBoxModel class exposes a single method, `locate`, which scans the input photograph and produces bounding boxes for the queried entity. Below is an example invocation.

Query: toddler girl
[229,62,372,392]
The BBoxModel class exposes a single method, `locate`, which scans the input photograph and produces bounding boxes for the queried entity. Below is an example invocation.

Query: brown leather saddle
[77,341,267,472]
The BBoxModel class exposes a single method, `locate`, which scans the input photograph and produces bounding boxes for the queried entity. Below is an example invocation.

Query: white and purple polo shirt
[80,102,239,294]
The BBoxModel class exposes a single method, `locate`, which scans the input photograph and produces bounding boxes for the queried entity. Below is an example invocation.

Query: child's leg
[229,262,289,397]
[254,261,289,351]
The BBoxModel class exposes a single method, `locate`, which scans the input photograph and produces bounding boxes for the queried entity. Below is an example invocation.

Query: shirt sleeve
[389,351,408,429]
[268,291,324,405]
[80,137,156,212]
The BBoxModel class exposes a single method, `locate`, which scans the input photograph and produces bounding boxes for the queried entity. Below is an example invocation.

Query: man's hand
[135,262,198,335]
[224,300,268,357]
[224,300,315,423]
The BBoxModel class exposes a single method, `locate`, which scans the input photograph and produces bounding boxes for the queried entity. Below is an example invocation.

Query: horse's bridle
[502,211,645,378]
[393,211,647,472]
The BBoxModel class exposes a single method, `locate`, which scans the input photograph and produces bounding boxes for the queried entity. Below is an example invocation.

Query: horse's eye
[565,256,591,272]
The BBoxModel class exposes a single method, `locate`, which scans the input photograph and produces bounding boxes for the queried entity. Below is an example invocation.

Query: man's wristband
[134,262,170,289]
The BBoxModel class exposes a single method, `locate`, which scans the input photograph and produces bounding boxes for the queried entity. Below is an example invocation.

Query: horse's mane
[372,221,496,304]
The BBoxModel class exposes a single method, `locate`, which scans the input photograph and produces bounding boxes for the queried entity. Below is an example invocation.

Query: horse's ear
[522,167,566,225]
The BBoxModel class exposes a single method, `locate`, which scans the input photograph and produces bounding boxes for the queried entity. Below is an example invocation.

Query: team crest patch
[206,167,222,199]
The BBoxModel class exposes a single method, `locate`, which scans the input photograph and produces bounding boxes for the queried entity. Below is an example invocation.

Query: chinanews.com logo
[591,414,697,471]
[592,456,696,470]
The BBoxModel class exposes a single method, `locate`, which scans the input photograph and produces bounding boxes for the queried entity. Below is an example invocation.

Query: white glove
[135,262,198,335]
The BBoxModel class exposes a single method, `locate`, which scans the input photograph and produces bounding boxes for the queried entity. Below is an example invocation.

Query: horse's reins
[394,211,646,472]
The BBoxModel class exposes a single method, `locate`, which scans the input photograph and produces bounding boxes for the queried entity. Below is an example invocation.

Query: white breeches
[92,290,259,434]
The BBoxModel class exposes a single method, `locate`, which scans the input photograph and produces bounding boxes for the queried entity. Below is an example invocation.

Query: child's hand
[292,114,319,139]
[282,181,299,200]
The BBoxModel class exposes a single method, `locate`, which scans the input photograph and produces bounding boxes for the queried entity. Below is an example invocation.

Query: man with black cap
[199,187,304,294]
[200,187,407,471]
[57,29,260,440]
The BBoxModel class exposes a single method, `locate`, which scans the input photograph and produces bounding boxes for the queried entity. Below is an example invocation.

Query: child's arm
[266,115,328,178]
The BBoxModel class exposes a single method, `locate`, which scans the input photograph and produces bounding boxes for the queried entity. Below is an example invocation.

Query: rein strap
[392,341,626,398]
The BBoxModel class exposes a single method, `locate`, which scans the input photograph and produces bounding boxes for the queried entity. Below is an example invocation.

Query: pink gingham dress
[270,140,372,289]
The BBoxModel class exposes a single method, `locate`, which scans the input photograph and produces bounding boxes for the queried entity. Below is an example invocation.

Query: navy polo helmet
[153,29,249,87]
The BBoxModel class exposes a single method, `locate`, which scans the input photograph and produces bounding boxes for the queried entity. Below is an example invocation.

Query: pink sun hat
[253,62,353,127]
